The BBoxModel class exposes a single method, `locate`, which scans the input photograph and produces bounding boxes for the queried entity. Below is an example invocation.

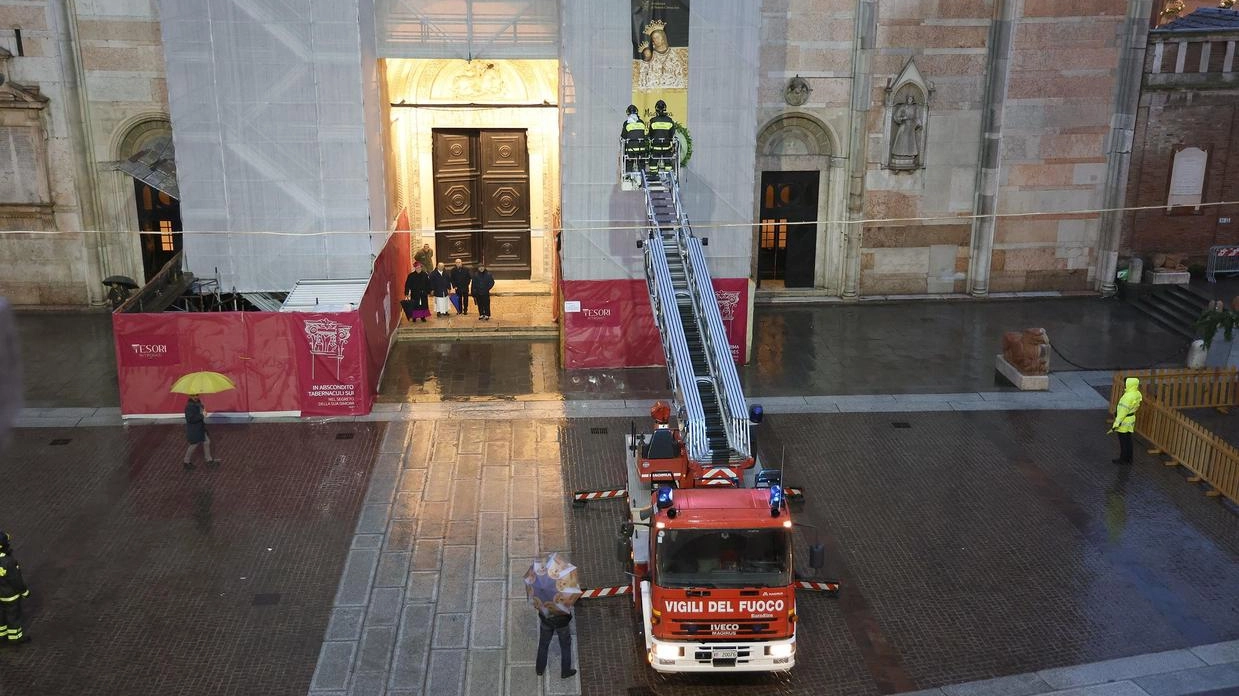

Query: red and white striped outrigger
[795,580,841,594]
[572,488,629,507]
[579,585,633,600]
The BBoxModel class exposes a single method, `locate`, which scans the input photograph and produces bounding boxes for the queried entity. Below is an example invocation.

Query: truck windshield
[656,528,792,588]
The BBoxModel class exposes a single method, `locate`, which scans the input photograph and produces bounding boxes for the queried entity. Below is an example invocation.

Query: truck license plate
[712,650,738,659]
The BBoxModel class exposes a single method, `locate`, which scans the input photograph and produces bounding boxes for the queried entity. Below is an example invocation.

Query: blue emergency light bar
[769,485,784,516]
[656,486,674,510]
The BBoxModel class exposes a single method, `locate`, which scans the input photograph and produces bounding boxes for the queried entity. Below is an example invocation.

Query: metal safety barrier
[1137,396,1239,503]
[1109,368,1239,413]
[1206,245,1239,283]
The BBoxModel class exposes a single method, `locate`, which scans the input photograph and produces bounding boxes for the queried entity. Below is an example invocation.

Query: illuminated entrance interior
[386,59,559,283]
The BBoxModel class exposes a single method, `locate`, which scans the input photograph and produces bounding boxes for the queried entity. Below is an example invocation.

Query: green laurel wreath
[672,120,693,167]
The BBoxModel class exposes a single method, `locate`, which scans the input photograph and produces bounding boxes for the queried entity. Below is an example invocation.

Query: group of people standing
[622,99,677,174]
[404,244,495,322]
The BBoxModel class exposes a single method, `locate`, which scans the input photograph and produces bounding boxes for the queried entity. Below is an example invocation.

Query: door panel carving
[432,128,532,279]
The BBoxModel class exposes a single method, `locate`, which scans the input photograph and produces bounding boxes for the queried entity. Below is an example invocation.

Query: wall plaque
[0,125,41,204]
[1167,146,1207,209]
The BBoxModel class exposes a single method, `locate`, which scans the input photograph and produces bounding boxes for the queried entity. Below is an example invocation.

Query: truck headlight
[768,643,794,659]
[653,643,681,660]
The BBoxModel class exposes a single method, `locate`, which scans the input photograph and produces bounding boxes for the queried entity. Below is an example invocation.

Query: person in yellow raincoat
[1109,377,1142,464]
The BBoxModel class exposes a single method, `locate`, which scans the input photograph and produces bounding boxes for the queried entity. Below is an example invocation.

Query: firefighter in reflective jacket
[0,531,30,645]
[647,100,676,173]
[1108,377,1142,465]
[621,105,648,173]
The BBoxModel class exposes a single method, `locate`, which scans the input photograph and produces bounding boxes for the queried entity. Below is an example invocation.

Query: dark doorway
[432,129,532,279]
[134,180,182,282]
[758,171,819,288]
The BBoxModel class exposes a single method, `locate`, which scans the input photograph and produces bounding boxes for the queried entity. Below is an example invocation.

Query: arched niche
[883,59,933,172]
[754,113,839,290]
[756,113,835,159]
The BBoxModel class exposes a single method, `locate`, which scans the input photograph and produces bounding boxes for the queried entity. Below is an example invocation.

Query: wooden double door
[432,129,531,279]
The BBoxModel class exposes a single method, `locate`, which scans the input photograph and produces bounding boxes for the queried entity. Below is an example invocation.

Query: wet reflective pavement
[0,422,380,696]
[564,412,1239,696]
[16,297,1187,408]
[16,310,118,408]
[378,297,1187,403]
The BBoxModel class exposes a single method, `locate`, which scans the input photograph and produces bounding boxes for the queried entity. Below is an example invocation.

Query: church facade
[0,0,1206,362]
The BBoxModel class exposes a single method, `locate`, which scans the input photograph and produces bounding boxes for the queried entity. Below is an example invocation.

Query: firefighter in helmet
[647,100,676,174]
[621,104,648,174]
[0,530,30,645]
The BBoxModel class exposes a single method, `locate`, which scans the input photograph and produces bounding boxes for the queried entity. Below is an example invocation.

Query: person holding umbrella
[524,553,580,679]
[170,371,234,470]
[182,394,218,470]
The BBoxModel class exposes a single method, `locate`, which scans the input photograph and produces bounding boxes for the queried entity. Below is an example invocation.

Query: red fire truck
[580,153,834,673]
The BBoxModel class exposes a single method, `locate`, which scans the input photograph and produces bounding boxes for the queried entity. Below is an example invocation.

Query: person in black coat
[471,265,496,321]
[449,259,472,315]
[429,263,452,317]
[183,395,219,470]
[403,263,431,322]
[0,530,30,645]
[534,610,576,679]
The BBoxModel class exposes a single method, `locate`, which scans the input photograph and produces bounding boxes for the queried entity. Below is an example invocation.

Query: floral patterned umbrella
[524,552,582,617]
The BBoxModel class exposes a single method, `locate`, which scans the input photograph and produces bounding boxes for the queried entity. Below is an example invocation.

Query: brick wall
[1121,34,1239,260]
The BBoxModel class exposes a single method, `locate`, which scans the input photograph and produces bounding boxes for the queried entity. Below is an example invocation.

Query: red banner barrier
[560,278,750,369]
[114,220,412,417]
[242,313,300,413]
[114,311,368,417]
[287,312,369,416]
[359,228,411,395]
[711,277,750,365]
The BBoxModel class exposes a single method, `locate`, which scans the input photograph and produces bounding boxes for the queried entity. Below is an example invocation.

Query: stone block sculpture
[1150,253,1188,272]
[1001,328,1051,376]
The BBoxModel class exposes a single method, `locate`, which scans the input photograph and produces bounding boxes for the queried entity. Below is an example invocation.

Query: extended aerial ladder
[637,164,755,482]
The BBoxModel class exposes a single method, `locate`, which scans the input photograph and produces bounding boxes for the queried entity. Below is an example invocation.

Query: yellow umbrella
[170,371,236,395]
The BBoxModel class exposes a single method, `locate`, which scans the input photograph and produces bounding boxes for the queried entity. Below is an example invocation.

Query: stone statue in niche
[1002,328,1051,376]
[784,75,811,107]
[889,93,924,171]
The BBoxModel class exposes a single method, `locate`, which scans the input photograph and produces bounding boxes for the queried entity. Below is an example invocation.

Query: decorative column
[967,0,1016,297]
[842,0,877,300]
[1095,0,1155,296]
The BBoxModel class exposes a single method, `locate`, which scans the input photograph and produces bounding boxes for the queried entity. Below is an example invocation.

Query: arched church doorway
[755,114,835,290]
[115,123,181,282]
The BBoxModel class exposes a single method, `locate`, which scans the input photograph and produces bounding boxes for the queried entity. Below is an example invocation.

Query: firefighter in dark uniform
[621,104,648,173]
[647,100,676,174]
[0,531,30,645]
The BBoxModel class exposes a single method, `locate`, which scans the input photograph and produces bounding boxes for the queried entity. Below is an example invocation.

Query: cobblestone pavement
[562,412,1239,696]
[0,422,381,696]
[309,418,582,696]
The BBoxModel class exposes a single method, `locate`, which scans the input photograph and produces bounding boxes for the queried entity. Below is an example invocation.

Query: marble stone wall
[991,1,1127,292]
[0,0,169,305]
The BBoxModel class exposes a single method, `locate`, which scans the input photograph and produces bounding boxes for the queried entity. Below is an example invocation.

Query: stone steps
[1126,283,1211,340]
